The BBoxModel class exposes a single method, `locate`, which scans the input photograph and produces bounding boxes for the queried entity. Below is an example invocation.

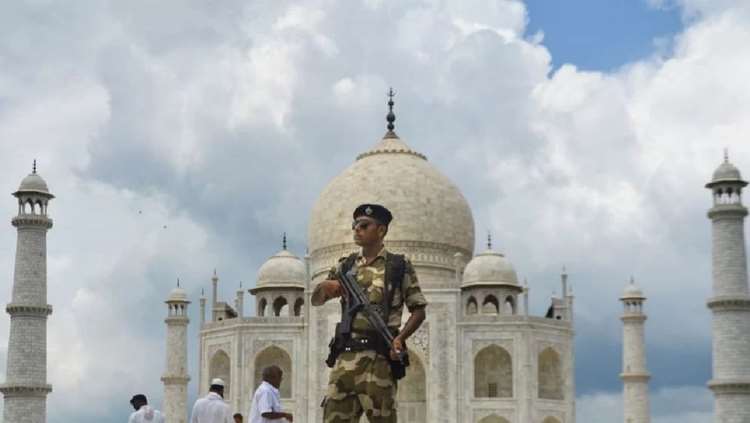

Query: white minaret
[0,163,54,423]
[162,281,191,423]
[706,153,750,422]
[620,277,650,423]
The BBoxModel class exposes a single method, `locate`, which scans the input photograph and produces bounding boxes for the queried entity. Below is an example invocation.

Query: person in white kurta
[128,394,165,423]
[190,379,233,423]
[248,366,293,423]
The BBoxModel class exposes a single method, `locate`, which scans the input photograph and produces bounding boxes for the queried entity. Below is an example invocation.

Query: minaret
[211,269,219,322]
[0,163,54,423]
[161,280,191,423]
[620,277,650,423]
[705,152,750,422]
[199,288,206,326]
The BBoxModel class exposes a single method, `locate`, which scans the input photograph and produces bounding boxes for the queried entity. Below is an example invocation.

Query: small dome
[167,286,188,302]
[461,249,519,287]
[712,161,742,182]
[621,279,644,299]
[15,172,53,197]
[255,249,306,289]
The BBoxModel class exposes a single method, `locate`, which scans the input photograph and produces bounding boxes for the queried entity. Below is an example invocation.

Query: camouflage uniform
[312,247,427,423]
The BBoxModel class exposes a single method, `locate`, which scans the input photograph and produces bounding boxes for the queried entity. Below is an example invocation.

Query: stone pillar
[0,167,54,423]
[706,156,750,423]
[162,288,191,423]
[620,279,650,423]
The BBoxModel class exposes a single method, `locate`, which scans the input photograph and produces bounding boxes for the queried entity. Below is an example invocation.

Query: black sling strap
[339,252,406,327]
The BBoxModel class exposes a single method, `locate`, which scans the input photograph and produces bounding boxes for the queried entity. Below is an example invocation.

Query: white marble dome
[621,279,644,299]
[256,249,305,288]
[308,134,475,257]
[461,249,519,287]
[712,161,742,183]
[16,172,52,196]
[167,286,189,302]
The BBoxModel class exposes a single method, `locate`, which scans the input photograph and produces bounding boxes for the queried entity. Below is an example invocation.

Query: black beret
[353,204,393,225]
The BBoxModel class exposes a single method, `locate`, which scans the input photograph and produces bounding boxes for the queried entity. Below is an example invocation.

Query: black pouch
[326,323,345,368]
[389,347,410,380]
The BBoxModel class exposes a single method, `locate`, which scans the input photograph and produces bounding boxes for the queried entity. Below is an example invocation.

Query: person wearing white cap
[190,378,233,423]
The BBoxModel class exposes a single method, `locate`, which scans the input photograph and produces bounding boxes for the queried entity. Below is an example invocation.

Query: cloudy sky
[1,0,749,421]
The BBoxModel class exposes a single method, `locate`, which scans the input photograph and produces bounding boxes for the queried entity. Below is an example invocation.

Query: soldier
[312,203,427,423]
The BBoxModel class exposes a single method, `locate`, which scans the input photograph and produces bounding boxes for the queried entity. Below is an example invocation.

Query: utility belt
[326,327,410,380]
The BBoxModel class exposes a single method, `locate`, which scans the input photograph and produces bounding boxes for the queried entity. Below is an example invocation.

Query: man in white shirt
[248,366,293,423]
[128,394,165,423]
[190,378,233,423]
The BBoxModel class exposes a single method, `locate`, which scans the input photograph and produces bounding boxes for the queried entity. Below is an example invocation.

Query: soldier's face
[352,218,384,245]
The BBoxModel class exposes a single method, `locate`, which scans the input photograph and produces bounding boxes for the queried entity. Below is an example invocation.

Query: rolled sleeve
[311,265,340,306]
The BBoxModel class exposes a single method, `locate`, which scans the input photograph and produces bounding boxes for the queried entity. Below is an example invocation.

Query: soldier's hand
[319,280,343,300]
[390,336,404,361]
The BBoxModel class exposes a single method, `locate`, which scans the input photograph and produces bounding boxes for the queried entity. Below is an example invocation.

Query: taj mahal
[2,108,750,423]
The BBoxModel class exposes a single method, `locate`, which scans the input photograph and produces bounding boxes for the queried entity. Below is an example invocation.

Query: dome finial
[176,278,180,288]
[487,231,492,250]
[32,159,37,174]
[724,148,729,163]
[282,232,287,250]
[630,275,635,285]
[386,87,396,134]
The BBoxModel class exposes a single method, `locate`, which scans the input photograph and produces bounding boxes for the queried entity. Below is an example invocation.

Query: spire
[724,148,729,163]
[32,159,37,174]
[176,278,180,288]
[282,232,287,250]
[386,88,397,135]
[487,232,492,250]
[201,288,205,297]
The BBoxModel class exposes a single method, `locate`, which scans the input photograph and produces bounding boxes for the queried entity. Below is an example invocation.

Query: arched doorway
[474,345,512,398]
[479,415,510,423]
[254,346,293,398]
[209,350,231,398]
[538,347,563,400]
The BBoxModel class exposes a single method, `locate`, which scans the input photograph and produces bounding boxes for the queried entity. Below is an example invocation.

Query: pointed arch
[398,351,426,422]
[209,350,231,398]
[479,415,510,423]
[538,347,563,400]
[273,296,288,316]
[503,295,516,315]
[466,296,478,315]
[258,298,267,317]
[474,345,512,398]
[293,298,304,316]
[254,346,292,398]
[482,295,499,314]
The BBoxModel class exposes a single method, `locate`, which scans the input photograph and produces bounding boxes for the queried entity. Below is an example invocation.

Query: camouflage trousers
[323,349,397,423]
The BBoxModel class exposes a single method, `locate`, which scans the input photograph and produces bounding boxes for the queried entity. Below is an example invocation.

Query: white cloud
[0,0,748,420]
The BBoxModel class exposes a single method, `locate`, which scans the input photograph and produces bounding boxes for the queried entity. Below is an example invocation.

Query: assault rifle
[325,269,409,378]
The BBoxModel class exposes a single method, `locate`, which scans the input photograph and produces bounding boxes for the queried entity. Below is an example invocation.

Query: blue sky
[525,0,683,70]
[1,0,750,422]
